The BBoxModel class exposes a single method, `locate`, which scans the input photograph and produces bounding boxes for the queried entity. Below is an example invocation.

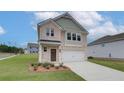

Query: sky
[0,11,124,48]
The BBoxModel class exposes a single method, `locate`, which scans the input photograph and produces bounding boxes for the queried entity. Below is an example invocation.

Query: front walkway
[65,61,124,81]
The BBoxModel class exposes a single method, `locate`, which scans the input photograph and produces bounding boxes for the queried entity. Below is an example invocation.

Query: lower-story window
[44,47,47,52]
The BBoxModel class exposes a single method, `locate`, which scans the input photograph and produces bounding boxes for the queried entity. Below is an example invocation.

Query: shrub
[34,65,38,71]
[50,64,54,67]
[59,63,63,67]
[38,63,42,66]
[62,66,67,69]
[43,62,50,67]
[31,63,37,67]
[55,66,59,69]
[88,56,94,59]
[46,66,50,69]
[31,63,34,66]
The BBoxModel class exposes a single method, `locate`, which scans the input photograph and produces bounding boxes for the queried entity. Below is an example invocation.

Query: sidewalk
[0,55,16,61]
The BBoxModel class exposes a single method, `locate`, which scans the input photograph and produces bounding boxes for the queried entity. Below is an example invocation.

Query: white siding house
[87,33,124,59]
[27,43,38,54]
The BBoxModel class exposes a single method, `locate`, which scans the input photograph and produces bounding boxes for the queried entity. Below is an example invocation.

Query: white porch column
[38,43,42,63]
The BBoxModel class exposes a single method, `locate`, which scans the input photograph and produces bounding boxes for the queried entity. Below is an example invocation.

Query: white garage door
[61,50,84,62]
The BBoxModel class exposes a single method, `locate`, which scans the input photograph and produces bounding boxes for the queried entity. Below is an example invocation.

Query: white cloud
[88,21,118,40]
[32,12,63,31]
[34,12,63,20]
[70,11,104,28]
[33,11,124,42]
[0,26,5,35]
[69,12,124,41]
[117,25,124,33]
[30,21,37,31]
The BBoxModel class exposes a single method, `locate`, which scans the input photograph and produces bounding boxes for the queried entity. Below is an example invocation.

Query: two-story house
[37,12,88,63]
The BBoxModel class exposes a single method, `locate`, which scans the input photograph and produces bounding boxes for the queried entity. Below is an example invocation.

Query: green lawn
[88,58,124,72]
[0,54,84,81]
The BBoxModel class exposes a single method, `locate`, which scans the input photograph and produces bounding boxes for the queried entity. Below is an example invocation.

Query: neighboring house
[27,43,38,54]
[87,33,124,59]
[24,48,28,54]
[37,12,88,63]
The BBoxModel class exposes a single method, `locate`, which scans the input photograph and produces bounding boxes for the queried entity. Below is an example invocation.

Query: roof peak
[53,12,72,20]
[38,12,89,34]
[62,12,71,17]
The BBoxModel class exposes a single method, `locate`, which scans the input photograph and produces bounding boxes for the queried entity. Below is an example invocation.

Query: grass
[88,58,124,72]
[0,54,84,81]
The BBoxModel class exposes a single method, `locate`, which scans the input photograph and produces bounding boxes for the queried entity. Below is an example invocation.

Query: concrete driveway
[65,61,124,81]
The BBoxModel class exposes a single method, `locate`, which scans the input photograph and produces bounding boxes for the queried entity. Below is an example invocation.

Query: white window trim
[76,33,81,41]
[51,28,54,36]
[72,33,76,41]
[45,28,55,37]
[67,32,72,40]
[66,32,81,41]
[45,28,50,36]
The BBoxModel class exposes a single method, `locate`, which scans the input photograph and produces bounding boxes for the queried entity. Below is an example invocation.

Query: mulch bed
[29,65,70,72]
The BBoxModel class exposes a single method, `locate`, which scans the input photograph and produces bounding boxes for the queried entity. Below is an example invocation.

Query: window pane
[72,33,76,40]
[46,28,49,36]
[77,35,81,41]
[67,33,71,40]
[44,47,47,52]
[51,28,54,36]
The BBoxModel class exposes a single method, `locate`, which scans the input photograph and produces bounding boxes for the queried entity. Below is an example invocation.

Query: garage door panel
[62,51,84,62]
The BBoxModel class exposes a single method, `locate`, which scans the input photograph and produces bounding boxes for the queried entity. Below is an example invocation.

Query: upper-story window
[67,32,81,41]
[67,32,71,40]
[46,28,50,36]
[72,33,76,40]
[51,28,54,36]
[46,28,54,36]
[77,35,81,41]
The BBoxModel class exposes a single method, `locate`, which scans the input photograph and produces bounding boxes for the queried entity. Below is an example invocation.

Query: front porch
[38,40,62,63]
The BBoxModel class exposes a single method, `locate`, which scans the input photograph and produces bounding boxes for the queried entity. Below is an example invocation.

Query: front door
[51,49,56,61]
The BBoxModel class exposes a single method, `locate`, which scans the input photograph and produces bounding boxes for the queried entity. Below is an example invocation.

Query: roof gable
[53,12,88,34]
[37,12,88,34]
[37,18,64,31]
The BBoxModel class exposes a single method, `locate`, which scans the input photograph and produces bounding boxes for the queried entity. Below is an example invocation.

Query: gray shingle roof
[88,33,124,46]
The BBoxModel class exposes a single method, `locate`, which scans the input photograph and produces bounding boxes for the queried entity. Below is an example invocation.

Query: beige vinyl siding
[42,45,59,62]
[39,22,61,41]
